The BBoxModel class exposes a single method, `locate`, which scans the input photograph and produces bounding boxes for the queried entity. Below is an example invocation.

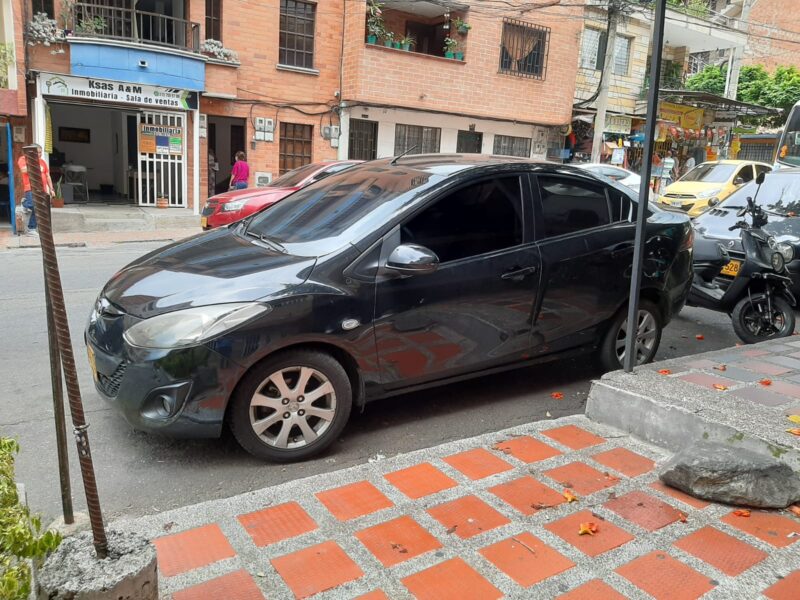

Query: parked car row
[88,155,694,461]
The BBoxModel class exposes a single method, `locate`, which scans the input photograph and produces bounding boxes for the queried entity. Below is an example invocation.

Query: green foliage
[685,64,726,95]
[366,0,385,38]
[0,44,14,89]
[0,438,62,600]
[667,0,710,18]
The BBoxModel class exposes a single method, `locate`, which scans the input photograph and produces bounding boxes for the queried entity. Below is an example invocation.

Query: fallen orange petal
[696,334,705,340]
[733,509,751,518]
[787,428,800,436]
[713,384,728,391]
[563,489,579,503]
[789,505,800,518]
[679,512,688,523]
[578,522,599,536]
[658,369,672,375]
[714,364,727,371]
[551,392,564,400]
[760,379,772,386]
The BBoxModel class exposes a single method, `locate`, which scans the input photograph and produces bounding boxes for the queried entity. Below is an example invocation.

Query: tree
[684,64,726,95]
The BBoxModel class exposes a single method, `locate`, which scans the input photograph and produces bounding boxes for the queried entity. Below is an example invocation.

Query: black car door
[530,173,635,353]
[373,173,541,389]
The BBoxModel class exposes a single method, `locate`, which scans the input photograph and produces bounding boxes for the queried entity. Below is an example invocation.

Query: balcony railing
[71,2,200,53]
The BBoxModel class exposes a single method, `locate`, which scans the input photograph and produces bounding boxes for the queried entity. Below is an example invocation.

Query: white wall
[343,106,555,160]
[51,104,113,190]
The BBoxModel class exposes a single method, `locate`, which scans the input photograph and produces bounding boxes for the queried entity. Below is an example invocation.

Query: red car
[201,160,362,230]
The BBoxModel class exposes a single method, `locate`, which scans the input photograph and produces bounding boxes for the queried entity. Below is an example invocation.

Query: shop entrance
[207,116,247,195]
[137,111,187,207]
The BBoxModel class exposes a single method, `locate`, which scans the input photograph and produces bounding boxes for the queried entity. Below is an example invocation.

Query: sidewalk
[0,227,200,250]
[114,415,800,599]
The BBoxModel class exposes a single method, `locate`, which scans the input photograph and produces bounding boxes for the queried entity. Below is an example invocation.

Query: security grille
[499,18,550,80]
[394,124,441,155]
[348,119,378,160]
[493,135,532,158]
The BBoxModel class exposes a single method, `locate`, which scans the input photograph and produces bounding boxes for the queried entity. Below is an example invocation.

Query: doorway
[207,116,248,195]
[457,130,483,153]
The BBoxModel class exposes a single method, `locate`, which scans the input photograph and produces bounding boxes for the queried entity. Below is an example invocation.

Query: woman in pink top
[230,151,249,190]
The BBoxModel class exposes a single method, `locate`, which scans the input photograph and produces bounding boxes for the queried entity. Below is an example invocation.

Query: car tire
[228,350,352,462]
[598,300,663,372]
[731,295,795,344]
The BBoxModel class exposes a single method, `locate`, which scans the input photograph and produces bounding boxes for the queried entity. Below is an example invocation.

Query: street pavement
[0,242,742,523]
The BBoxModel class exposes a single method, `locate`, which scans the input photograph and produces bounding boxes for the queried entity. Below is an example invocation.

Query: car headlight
[222,199,248,212]
[777,242,795,262]
[697,188,723,198]
[771,252,786,272]
[123,303,271,349]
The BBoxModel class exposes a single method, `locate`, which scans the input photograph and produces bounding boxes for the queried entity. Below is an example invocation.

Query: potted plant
[52,177,64,208]
[443,37,458,59]
[383,31,394,48]
[366,0,384,44]
[393,39,401,49]
[400,35,415,51]
[454,17,471,35]
[455,49,464,61]
[156,195,169,209]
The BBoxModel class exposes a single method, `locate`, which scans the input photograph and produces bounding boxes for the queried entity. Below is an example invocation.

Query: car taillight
[679,225,694,252]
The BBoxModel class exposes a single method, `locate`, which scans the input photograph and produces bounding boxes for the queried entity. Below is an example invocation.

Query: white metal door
[137,111,187,207]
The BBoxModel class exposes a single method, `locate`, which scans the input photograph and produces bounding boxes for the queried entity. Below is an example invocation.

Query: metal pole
[44,276,74,524]
[24,145,108,558]
[624,0,667,373]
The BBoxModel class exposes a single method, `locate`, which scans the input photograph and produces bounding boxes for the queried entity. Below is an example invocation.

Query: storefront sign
[139,124,183,155]
[659,102,704,130]
[604,115,632,135]
[39,73,198,110]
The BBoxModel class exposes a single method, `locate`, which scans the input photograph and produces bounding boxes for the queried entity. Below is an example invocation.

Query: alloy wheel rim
[615,309,658,365]
[742,302,786,337]
[249,366,336,449]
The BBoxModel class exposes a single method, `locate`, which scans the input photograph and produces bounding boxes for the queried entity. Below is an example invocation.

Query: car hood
[210,186,297,204]
[102,228,317,318]
[664,181,724,196]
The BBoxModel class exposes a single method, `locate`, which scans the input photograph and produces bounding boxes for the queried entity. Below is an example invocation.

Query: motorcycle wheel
[731,295,796,344]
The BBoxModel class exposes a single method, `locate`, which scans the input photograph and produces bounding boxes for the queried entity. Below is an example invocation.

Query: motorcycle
[688,171,797,343]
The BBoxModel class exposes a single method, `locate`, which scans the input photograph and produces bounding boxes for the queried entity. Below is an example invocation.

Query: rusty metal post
[24,145,107,558]
[44,276,74,524]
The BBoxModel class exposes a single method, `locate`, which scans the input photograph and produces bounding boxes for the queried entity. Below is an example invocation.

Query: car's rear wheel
[598,300,663,372]
[229,350,352,462]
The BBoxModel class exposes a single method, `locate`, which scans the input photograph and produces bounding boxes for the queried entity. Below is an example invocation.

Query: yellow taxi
[658,160,772,217]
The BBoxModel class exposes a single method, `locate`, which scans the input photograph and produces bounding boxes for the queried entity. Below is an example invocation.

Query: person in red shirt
[17,144,55,236]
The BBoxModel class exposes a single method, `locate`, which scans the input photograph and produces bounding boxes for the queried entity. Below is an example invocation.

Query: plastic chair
[64,165,89,203]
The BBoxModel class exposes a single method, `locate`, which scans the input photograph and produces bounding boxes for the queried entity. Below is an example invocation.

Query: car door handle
[501,266,538,281]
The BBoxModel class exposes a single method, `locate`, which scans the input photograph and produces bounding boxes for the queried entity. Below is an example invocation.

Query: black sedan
[86,155,693,461]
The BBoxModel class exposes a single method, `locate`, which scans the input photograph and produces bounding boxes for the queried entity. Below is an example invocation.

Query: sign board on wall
[659,102,704,130]
[139,124,183,155]
[255,172,273,187]
[604,115,632,135]
[39,73,198,110]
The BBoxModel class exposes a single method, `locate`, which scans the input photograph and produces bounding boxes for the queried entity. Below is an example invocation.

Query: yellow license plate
[721,260,741,277]
[200,216,208,228]
[87,345,98,381]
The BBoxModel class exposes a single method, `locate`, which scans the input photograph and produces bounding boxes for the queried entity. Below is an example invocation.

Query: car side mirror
[756,171,766,185]
[386,244,439,275]
[733,177,745,186]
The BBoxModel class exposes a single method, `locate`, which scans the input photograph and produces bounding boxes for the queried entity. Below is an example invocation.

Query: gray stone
[659,441,800,508]
[37,529,157,600]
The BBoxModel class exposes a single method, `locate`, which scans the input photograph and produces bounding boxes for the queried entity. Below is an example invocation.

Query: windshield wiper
[246,230,287,253]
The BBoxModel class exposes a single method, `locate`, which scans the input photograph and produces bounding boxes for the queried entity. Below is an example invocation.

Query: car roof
[375,153,566,175]
[709,159,773,167]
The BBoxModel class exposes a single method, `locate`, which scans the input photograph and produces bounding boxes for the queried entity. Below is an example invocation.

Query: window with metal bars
[580,29,631,75]
[279,0,316,69]
[206,0,222,42]
[493,135,532,158]
[348,119,378,161]
[499,18,549,80]
[394,124,441,155]
[279,122,313,173]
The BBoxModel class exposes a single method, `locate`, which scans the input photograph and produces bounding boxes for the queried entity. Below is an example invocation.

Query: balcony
[69,1,200,53]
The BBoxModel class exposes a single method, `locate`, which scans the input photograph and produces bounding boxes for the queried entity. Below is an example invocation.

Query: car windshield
[778,107,800,167]
[268,163,323,188]
[244,164,440,256]
[694,173,800,239]
[679,163,737,183]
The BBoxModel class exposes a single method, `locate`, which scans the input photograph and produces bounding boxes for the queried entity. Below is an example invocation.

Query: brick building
[742,0,800,72]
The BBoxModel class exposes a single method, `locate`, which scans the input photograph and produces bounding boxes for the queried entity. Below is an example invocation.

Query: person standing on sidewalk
[229,151,249,190]
[17,144,55,236]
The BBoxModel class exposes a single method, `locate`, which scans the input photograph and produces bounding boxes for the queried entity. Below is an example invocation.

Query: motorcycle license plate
[721,260,741,277]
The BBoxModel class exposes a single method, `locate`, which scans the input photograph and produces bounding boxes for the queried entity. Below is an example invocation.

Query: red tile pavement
[605,491,684,531]
[649,481,711,509]
[740,361,792,376]
[763,570,800,600]
[270,541,363,599]
[316,481,393,521]
[721,510,800,548]
[542,425,605,450]
[494,436,561,463]
[442,448,513,480]
[616,551,716,600]
[172,570,265,600]
[556,580,628,600]
[593,447,655,477]
[488,476,566,515]
[237,501,317,547]
[678,372,736,390]
[427,495,510,539]
[479,532,575,587]
[384,463,457,499]
[153,524,236,577]
[545,509,635,557]
[544,462,619,496]
[401,557,502,600]
[762,379,800,399]
[355,591,391,600]
[673,526,768,576]
[355,515,442,567]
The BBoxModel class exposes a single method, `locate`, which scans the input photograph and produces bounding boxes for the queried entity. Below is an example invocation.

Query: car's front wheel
[229,350,352,462]
[599,300,663,372]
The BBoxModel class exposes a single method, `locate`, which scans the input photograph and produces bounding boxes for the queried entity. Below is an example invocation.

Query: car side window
[736,166,754,184]
[538,176,611,237]
[400,176,524,263]
[609,187,633,222]
[755,165,772,177]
